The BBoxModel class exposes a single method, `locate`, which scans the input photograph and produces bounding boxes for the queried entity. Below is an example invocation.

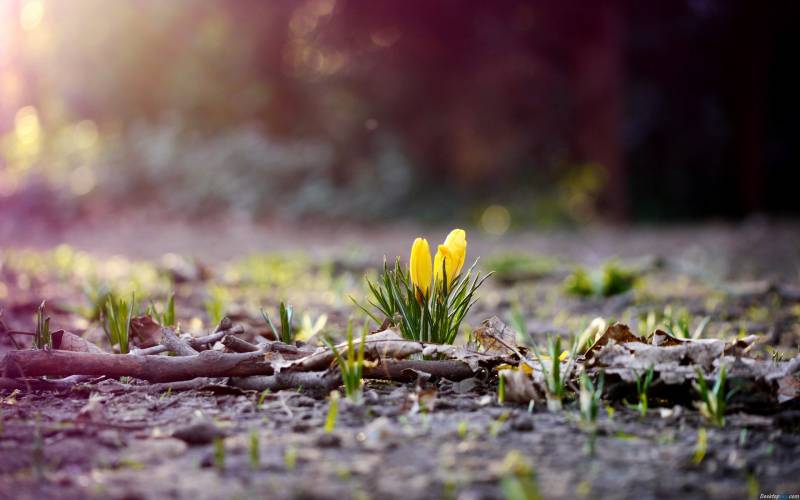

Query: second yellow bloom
[409,229,467,293]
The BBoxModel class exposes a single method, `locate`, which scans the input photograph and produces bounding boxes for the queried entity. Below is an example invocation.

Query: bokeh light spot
[481,205,511,236]
[68,165,96,196]
[73,120,99,150]
[20,0,44,31]
[14,106,42,145]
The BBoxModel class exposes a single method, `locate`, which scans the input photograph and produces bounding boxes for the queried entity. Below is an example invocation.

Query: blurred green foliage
[564,260,638,298]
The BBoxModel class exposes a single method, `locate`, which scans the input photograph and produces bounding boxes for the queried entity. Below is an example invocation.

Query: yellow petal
[443,228,467,280]
[409,237,432,296]
[434,244,455,286]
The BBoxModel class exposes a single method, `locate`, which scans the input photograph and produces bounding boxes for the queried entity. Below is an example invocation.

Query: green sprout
[579,371,604,426]
[249,429,260,470]
[628,366,655,417]
[662,306,710,339]
[261,301,295,345]
[354,258,489,345]
[323,320,367,403]
[284,445,297,471]
[499,450,541,500]
[457,420,469,440]
[34,301,52,350]
[324,390,339,433]
[497,372,506,405]
[213,436,226,471]
[694,365,734,427]
[204,286,228,327]
[257,388,270,408]
[103,293,135,354]
[692,427,707,465]
[564,260,637,298]
[489,410,511,437]
[531,334,579,411]
[146,292,176,326]
[579,371,604,456]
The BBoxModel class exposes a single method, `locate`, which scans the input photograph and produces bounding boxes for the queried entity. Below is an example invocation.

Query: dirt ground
[1,216,799,499]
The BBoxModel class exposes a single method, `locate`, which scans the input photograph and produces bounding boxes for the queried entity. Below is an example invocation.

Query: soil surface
[1,217,799,499]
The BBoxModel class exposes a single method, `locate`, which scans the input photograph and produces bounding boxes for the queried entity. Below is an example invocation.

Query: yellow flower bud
[409,237,432,297]
[434,229,467,287]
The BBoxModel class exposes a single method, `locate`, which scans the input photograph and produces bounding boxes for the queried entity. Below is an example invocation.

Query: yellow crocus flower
[434,229,467,287]
[409,237,432,298]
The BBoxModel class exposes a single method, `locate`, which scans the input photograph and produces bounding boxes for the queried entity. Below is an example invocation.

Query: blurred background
[1,0,798,232]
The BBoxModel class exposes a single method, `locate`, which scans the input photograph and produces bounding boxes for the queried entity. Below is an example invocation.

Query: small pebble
[316,433,341,448]
[511,415,535,432]
[172,421,225,445]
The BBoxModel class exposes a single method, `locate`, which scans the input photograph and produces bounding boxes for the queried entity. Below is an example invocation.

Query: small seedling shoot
[628,366,655,417]
[694,365,734,427]
[531,334,578,411]
[323,320,367,403]
[34,300,51,350]
[261,301,295,345]
[103,292,135,354]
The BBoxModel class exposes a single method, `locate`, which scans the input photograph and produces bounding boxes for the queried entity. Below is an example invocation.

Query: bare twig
[161,327,199,356]
[221,335,260,353]
[129,325,244,356]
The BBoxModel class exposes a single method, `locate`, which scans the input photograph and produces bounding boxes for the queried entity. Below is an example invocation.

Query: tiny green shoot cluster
[323,320,367,403]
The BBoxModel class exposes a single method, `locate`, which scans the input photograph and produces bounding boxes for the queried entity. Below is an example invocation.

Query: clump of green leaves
[323,320,367,403]
[146,292,175,327]
[531,334,579,411]
[628,366,655,417]
[483,253,558,282]
[204,286,228,327]
[355,258,488,344]
[694,365,733,427]
[34,301,52,350]
[564,260,638,297]
[261,301,295,345]
[103,293,135,354]
[662,306,710,339]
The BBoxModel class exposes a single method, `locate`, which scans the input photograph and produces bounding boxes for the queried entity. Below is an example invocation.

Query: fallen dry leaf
[53,330,105,354]
[130,315,163,347]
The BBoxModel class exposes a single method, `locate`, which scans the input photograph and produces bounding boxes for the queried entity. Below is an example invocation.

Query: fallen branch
[229,370,341,392]
[1,349,274,382]
[363,359,475,382]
